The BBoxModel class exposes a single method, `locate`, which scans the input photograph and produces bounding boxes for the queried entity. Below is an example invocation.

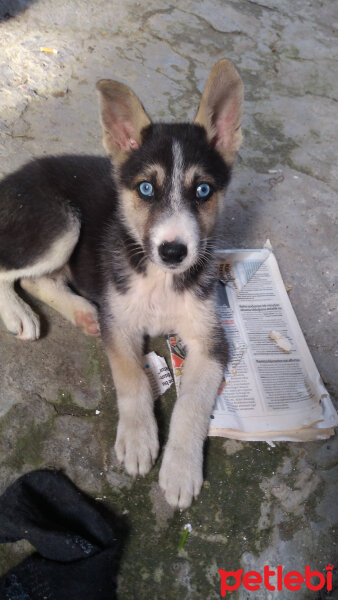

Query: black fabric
[0,470,122,599]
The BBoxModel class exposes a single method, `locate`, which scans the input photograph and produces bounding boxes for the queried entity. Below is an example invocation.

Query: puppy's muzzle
[158,240,187,265]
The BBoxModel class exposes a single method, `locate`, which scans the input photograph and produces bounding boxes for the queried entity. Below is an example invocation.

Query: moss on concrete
[85,340,103,380]
[0,402,56,472]
[0,541,34,578]
[244,115,298,172]
[286,158,319,181]
[54,389,99,417]
[278,514,306,542]
[6,419,55,471]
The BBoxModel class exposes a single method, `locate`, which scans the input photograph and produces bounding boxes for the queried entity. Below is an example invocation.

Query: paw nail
[88,325,99,333]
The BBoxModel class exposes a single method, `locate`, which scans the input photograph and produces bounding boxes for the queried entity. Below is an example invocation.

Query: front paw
[159,445,203,510]
[115,412,159,477]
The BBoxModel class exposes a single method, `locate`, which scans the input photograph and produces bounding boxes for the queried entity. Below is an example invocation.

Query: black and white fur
[0,59,243,509]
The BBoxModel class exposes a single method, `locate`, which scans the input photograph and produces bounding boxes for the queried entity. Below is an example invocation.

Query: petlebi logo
[218,564,334,596]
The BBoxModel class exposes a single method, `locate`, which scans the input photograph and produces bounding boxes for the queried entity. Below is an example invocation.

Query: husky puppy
[0,60,243,509]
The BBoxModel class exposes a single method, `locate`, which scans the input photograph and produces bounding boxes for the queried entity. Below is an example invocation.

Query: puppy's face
[96,59,243,273]
[117,123,231,272]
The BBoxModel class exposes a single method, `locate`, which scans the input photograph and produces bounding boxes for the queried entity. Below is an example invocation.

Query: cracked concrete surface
[0,0,337,598]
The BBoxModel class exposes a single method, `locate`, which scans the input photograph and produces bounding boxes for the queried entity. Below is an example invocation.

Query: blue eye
[196,183,212,199]
[138,181,154,198]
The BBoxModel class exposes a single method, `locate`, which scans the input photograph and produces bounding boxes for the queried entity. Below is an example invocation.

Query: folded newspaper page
[168,246,338,442]
[144,351,174,398]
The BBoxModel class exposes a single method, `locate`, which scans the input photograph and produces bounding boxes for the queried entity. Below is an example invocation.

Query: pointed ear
[194,59,243,166]
[96,80,151,164]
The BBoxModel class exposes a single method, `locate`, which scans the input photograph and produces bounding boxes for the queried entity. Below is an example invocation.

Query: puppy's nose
[159,241,187,264]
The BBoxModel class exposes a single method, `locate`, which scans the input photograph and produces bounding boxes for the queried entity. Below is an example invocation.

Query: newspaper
[168,245,338,442]
[144,351,174,397]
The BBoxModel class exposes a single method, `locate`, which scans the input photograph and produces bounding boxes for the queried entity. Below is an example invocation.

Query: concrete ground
[0,0,337,598]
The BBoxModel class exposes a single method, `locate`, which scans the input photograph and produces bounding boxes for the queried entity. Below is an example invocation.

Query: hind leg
[0,225,80,341]
[0,280,40,340]
[21,272,100,337]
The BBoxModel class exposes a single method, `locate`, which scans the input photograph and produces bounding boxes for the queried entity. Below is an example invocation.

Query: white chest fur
[107,263,215,340]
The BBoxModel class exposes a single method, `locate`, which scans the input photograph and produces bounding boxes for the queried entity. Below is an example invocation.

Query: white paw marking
[115,412,159,477]
[159,445,203,510]
[0,295,40,340]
